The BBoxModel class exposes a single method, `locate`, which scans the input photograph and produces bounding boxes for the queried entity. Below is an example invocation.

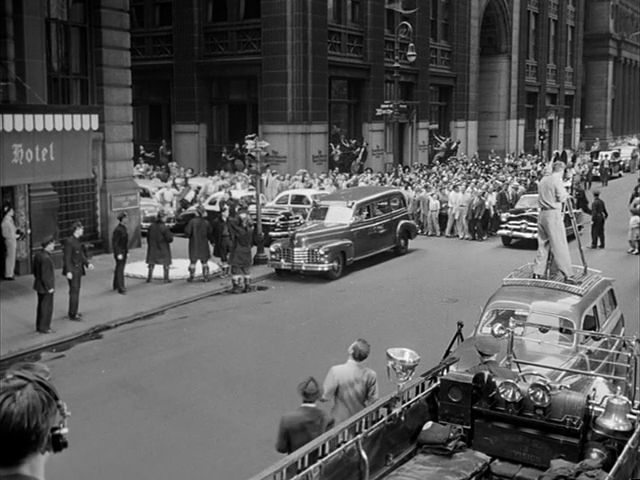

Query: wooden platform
[502,263,603,297]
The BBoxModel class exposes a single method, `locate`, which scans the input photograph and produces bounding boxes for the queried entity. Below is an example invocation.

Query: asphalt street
[32,174,639,480]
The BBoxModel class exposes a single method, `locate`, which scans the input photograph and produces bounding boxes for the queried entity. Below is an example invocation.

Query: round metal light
[527,381,551,408]
[406,43,417,63]
[498,379,523,403]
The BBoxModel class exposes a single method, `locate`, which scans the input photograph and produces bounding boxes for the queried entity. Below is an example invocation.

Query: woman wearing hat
[184,205,213,282]
[146,210,174,283]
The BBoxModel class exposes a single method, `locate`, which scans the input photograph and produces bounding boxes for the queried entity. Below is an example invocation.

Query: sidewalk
[0,237,273,363]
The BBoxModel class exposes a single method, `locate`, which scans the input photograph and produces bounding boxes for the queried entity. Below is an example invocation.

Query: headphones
[4,371,70,454]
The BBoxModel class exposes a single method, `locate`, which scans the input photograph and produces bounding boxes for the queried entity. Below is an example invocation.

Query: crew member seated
[467,336,518,380]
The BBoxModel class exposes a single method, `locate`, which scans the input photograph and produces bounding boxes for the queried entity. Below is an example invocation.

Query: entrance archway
[477,0,511,159]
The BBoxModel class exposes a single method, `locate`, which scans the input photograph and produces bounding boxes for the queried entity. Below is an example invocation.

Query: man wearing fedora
[276,377,331,455]
[321,338,378,426]
[62,221,93,321]
[112,211,129,294]
[33,236,56,333]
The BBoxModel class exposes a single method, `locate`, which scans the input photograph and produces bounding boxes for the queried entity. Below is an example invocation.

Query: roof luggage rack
[503,263,603,296]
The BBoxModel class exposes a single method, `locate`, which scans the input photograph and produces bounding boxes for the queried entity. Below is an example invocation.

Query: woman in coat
[185,205,213,282]
[212,206,233,276]
[146,210,174,283]
[228,206,254,293]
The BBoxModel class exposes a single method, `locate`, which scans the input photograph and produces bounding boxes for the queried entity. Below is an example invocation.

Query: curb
[0,269,274,366]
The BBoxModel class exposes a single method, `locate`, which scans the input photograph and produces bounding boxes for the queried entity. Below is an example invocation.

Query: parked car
[497,193,584,247]
[134,179,175,234]
[248,189,330,244]
[591,150,624,179]
[450,263,632,399]
[172,189,265,235]
[269,186,418,279]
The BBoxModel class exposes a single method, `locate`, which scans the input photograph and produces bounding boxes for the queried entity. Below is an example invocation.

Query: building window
[46,0,91,105]
[428,85,451,137]
[527,10,537,60]
[329,78,361,142]
[154,0,172,27]
[548,18,557,65]
[429,0,450,43]
[205,0,260,23]
[329,0,361,26]
[566,25,574,67]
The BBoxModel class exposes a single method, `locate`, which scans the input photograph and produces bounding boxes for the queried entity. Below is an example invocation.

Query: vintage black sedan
[268,186,418,279]
[497,193,585,247]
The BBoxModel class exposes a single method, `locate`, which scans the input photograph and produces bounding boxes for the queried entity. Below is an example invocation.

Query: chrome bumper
[497,229,537,240]
[269,260,332,272]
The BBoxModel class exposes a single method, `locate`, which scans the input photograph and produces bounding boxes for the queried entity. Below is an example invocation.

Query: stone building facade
[131,0,585,174]
[0,0,137,275]
[582,0,640,146]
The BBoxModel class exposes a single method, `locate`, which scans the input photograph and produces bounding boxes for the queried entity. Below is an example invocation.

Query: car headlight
[269,244,281,253]
[500,213,509,222]
[498,379,523,403]
[527,381,551,408]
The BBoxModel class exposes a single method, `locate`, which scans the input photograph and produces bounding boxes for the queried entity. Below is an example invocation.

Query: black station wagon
[268,186,418,279]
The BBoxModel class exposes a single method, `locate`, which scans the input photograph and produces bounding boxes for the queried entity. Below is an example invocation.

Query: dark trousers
[438,211,448,235]
[591,217,605,247]
[67,273,82,316]
[36,292,54,332]
[468,218,483,240]
[113,257,126,291]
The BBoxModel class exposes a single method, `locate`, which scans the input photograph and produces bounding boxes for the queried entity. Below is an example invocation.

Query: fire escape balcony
[131,26,173,62]
[202,20,261,57]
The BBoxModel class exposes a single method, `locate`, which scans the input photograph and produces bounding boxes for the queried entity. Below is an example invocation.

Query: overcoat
[185,216,213,262]
[33,249,55,293]
[146,218,173,265]
[228,217,253,268]
[212,217,232,258]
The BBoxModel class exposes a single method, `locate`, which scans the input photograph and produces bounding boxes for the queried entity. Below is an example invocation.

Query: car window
[479,308,529,334]
[140,187,152,198]
[523,313,575,347]
[372,198,391,216]
[208,196,219,206]
[275,194,289,205]
[308,204,352,224]
[354,205,371,222]
[291,195,311,206]
[601,289,617,319]
[389,195,404,211]
[582,306,600,332]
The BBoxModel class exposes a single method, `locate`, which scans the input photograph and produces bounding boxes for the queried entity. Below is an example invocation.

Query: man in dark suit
[33,236,56,333]
[63,221,93,320]
[590,190,608,249]
[112,212,129,294]
[276,377,331,455]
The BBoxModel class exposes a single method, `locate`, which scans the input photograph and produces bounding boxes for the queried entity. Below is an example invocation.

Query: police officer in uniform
[589,190,608,249]
[62,221,93,320]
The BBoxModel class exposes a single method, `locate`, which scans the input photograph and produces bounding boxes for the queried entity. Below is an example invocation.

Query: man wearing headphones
[0,363,69,480]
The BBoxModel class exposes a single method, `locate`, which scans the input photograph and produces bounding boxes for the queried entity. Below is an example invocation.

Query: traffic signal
[538,128,547,142]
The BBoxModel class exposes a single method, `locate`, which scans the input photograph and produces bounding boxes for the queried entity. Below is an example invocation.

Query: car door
[352,203,376,258]
[368,196,395,249]
[579,301,608,373]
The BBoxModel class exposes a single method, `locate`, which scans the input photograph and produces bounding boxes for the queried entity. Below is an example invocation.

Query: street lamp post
[244,134,269,265]
[392,21,417,167]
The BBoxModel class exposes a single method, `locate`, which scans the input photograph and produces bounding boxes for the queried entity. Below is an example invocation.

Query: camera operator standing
[0,363,70,480]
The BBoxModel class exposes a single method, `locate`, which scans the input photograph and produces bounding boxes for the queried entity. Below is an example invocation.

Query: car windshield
[311,193,329,201]
[308,204,353,224]
[479,308,575,347]
[514,196,538,209]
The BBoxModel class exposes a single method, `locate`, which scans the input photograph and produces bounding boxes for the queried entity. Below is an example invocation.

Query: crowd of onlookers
[133,136,639,245]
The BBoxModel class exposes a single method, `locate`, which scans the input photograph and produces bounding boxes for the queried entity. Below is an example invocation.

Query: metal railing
[131,27,173,60]
[246,357,457,480]
[202,20,261,56]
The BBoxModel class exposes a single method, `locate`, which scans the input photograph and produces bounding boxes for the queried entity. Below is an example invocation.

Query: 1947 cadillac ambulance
[268,186,418,280]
